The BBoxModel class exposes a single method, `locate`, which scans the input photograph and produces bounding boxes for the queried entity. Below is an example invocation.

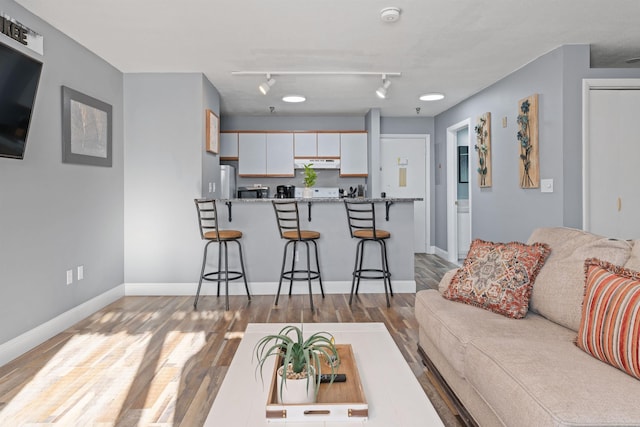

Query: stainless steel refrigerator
[220,165,236,199]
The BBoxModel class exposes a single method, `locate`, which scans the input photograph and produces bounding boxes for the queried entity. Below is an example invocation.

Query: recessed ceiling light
[419,93,445,101]
[282,95,306,103]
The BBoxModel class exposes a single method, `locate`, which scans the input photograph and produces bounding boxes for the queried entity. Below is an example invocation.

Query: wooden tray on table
[265,344,368,422]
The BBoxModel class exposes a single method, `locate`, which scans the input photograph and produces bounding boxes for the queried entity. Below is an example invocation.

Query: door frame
[380,133,431,253]
[446,119,472,263]
[582,79,640,232]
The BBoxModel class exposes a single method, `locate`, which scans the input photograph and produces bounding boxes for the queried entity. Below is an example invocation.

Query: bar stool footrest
[282,269,321,281]
[353,268,392,281]
[203,271,245,282]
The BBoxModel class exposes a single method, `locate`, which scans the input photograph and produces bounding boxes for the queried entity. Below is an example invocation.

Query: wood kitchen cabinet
[238,132,294,176]
[238,133,266,175]
[294,132,340,158]
[317,133,340,157]
[220,132,239,159]
[340,132,368,176]
[294,133,317,157]
[266,133,294,176]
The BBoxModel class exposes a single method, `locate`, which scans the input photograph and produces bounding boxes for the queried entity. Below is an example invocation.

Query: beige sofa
[415,227,640,427]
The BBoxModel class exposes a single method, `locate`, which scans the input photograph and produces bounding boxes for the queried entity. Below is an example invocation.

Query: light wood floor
[0,254,459,427]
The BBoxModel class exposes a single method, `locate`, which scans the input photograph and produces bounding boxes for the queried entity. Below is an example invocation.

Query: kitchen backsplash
[222,161,366,195]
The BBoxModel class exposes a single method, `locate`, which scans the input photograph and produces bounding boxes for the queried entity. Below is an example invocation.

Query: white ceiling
[15,0,640,117]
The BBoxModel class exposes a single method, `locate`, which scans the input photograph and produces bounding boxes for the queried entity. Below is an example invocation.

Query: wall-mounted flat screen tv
[0,41,43,159]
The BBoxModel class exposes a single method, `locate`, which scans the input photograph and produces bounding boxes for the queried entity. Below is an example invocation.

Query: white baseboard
[426,245,436,255]
[125,280,416,296]
[0,284,125,367]
[434,246,449,260]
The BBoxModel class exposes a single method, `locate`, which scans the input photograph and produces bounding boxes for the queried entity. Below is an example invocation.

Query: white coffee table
[204,323,444,426]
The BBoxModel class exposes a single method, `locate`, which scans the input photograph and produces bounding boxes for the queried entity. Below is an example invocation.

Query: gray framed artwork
[61,86,112,167]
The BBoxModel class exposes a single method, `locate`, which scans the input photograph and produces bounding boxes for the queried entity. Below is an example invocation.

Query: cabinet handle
[618,197,622,212]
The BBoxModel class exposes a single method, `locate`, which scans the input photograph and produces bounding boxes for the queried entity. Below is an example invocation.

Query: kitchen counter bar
[220,197,420,222]
[210,198,418,297]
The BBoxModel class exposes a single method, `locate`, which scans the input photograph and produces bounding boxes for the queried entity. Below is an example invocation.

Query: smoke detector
[380,7,401,23]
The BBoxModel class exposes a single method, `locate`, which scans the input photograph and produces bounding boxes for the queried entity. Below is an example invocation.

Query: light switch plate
[541,178,553,193]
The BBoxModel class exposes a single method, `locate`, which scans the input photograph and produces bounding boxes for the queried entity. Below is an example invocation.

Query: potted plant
[254,324,339,404]
[302,164,317,198]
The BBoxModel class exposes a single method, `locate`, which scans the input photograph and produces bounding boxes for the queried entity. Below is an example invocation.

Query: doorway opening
[446,119,472,264]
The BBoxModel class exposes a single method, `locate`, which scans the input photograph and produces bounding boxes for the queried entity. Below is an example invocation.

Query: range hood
[294,158,341,169]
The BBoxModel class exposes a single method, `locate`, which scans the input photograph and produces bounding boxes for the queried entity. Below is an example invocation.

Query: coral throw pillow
[443,239,551,319]
[577,259,640,380]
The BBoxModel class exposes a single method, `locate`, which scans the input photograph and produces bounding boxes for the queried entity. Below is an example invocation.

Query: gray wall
[221,116,364,132]
[202,75,222,198]
[124,73,212,283]
[0,0,124,344]
[380,117,434,135]
[433,44,640,250]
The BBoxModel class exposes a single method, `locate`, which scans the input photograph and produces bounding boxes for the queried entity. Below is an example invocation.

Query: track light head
[259,74,276,95]
[376,77,391,99]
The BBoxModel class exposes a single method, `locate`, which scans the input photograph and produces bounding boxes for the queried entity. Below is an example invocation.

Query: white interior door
[381,136,428,253]
[585,85,640,239]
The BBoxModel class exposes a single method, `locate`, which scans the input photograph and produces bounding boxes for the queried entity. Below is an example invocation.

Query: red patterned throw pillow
[577,259,640,380]
[443,239,551,319]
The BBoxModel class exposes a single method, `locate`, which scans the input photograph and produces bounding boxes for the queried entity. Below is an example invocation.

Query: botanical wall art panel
[474,112,491,187]
[516,94,539,188]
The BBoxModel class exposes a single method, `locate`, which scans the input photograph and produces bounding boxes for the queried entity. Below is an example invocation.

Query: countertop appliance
[238,186,269,198]
[276,185,295,198]
[294,187,340,198]
[294,158,341,169]
[220,165,236,199]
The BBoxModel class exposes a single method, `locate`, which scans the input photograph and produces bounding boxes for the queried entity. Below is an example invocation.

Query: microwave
[237,187,269,199]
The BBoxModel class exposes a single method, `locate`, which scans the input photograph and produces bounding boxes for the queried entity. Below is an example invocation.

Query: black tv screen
[0,41,42,159]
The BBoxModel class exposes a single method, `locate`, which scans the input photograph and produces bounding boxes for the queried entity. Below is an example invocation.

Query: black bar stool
[344,200,393,307]
[272,200,325,311]
[194,199,250,310]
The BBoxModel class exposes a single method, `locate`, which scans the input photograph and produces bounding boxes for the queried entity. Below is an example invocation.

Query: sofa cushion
[624,240,640,271]
[465,335,640,426]
[443,239,551,318]
[415,290,571,379]
[577,258,640,380]
[527,227,632,331]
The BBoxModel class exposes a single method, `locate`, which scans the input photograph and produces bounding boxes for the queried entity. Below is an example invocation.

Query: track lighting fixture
[376,75,391,99]
[258,74,276,95]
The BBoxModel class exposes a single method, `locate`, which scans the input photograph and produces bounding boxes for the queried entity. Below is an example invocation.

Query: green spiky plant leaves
[253,325,339,402]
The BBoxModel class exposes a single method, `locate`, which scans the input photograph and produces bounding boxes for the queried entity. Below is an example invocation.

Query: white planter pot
[302,187,313,198]
[276,364,316,404]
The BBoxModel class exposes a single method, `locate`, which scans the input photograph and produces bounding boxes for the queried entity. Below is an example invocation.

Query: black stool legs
[194,239,250,311]
[349,238,393,308]
[275,239,324,311]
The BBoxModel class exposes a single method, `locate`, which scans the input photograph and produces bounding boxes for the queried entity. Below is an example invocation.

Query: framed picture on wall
[61,86,112,167]
[206,109,219,154]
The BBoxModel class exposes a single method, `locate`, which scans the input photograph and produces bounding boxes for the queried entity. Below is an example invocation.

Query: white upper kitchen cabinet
[317,133,340,157]
[340,132,368,176]
[294,133,317,157]
[266,133,294,176]
[238,133,266,176]
[220,132,239,159]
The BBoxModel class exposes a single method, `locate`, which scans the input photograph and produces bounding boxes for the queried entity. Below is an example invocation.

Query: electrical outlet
[77,265,84,280]
[212,182,216,192]
[208,182,213,193]
[66,269,73,285]
[502,116,508,128]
